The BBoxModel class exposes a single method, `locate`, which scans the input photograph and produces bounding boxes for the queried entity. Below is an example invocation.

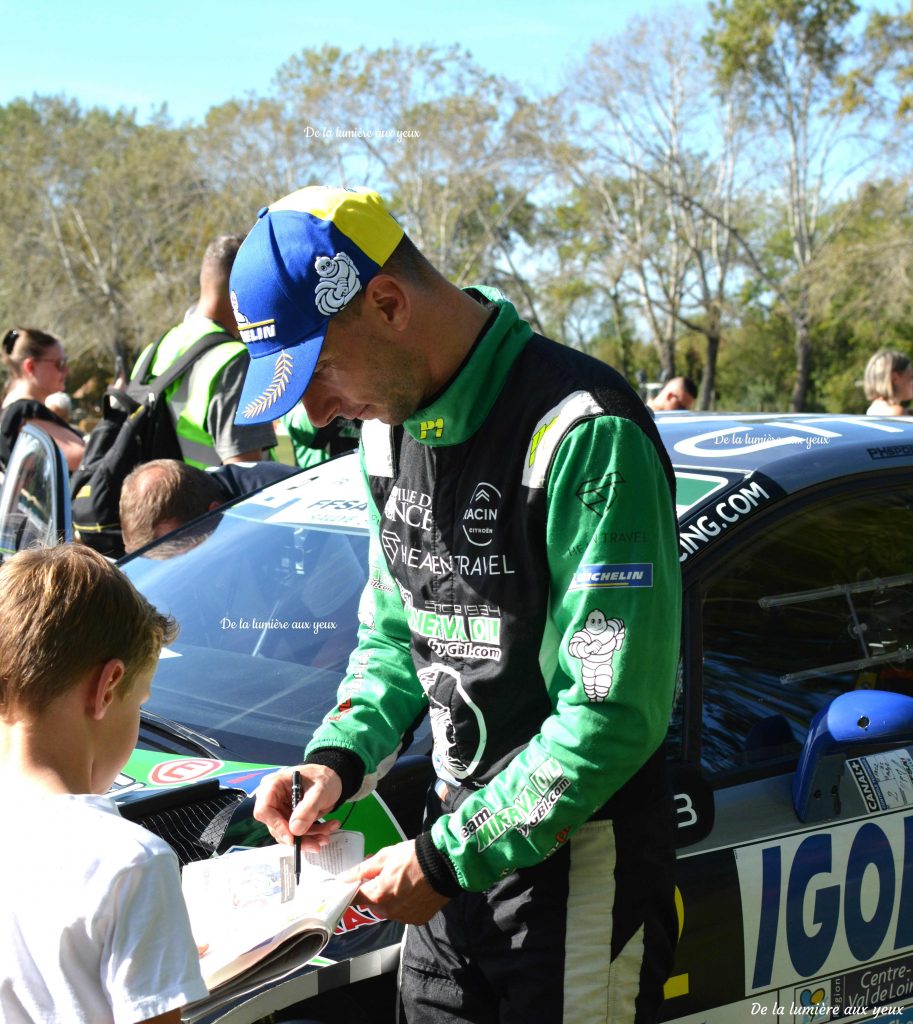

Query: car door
[0,424,72,560]
[664,474,913,1024]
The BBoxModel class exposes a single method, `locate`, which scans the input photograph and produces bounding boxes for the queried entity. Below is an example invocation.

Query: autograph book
[182,830,363,995]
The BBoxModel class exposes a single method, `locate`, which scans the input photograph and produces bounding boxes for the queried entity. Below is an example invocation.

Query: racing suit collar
[403,292,532,446]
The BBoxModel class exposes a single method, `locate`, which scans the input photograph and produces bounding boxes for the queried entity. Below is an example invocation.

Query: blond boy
[0,544,207,1023]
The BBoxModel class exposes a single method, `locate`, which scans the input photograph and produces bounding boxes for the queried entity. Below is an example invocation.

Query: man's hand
[348,840,450,925]
[253,764,343,852]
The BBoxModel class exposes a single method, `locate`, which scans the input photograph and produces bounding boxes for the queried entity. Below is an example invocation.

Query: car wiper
[759,572,913,609]
[779,647,913,687]
[759,573,913,687]
[140,708,222,755]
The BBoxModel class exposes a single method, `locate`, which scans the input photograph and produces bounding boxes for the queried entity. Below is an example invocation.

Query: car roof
[655,411,913,510]
[656,412,913,481]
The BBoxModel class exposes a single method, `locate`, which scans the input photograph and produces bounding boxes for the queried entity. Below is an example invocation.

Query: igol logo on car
[738,816,913,1000]
[149,757,224,785]
[462,482,501,547]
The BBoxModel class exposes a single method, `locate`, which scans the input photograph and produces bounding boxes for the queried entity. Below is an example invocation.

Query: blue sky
[3,0,707,123]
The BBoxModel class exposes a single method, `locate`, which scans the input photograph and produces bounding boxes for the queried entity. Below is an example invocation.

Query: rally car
[2,413,913,1024]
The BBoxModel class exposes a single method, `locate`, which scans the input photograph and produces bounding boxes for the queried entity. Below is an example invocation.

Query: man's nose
[302,384,338,428]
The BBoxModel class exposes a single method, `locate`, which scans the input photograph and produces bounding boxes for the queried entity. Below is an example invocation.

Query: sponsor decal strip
[679,478,776,562]
[738,814,913,997]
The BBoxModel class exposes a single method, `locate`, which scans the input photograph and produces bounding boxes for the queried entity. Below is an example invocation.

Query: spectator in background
[0,327,86,470]
[119,458,299,553]
[45,391,73,424]
[133,236,277,467]
[864,349,912,416]
[647,375,698,412]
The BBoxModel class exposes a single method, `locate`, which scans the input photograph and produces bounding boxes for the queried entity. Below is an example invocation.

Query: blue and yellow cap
[230,185,404,425]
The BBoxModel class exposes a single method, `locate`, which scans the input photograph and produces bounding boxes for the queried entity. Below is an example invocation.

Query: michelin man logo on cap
[314,252,361,314]
[230,185,404,426]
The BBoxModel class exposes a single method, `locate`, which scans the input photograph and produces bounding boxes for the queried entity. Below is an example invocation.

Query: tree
[702,0,907,410]
[267,44,552,321]
[560,13,748,406]
[0,97,211,370]
[193,94,338,233]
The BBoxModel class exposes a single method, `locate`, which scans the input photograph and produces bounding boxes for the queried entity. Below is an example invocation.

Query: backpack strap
[131,330,237,402]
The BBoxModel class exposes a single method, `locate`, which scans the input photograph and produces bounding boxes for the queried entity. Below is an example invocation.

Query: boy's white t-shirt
[0,792,208,1023]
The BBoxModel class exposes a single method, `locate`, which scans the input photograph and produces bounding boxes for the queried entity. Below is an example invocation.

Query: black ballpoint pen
[291,769,302,885]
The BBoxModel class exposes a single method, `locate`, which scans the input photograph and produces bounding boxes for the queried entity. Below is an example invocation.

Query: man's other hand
[347,840,450,925]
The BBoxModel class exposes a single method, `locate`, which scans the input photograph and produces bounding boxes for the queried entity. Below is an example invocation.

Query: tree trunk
[700,328,720,411]
[657,336,676,381]
[790,312,812,412]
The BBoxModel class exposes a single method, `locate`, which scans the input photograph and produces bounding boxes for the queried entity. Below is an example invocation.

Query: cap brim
[234,328,325,426]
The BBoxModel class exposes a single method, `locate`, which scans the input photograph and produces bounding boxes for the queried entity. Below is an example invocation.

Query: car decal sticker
[674,471,732,517]
[149,757,223,785]
[673,423,843,460]
[678,473,786,564]
[265,496,368,529]
[666,819,913,1023]
[847,751,913,813]
[738,816,913,995]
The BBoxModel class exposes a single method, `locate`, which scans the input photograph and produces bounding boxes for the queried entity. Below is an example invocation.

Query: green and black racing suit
[305,291,681,1023]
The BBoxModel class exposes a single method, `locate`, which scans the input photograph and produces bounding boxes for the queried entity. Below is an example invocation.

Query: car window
[121,504,370,762]
[695,480,913,775]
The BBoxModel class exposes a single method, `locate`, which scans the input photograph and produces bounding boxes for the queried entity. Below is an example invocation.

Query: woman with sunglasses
[0,327,86,471]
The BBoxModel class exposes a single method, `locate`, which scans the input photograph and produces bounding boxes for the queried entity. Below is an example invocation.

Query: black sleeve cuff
[415,831,463,898]
[304,748,366,809]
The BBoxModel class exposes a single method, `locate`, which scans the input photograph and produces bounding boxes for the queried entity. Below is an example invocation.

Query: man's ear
[87,659,126,721]
[364,274,410,331]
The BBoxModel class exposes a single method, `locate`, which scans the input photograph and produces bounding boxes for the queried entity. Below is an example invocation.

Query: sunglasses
[34,356,69,371]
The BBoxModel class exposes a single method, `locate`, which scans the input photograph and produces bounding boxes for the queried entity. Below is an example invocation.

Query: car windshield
[120,469,369,765]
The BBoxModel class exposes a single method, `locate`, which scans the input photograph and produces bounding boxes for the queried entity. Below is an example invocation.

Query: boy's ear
[87,659,126,721]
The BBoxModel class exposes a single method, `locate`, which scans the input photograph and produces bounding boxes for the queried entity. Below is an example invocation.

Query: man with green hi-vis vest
[134,236,277,468]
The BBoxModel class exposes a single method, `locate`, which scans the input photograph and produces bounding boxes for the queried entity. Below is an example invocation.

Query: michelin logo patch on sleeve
[570,563,653,589]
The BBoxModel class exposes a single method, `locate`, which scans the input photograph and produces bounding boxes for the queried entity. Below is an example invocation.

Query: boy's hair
[0,544,177,717]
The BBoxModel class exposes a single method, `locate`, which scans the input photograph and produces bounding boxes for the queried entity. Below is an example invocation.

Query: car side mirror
[793,690,913,823]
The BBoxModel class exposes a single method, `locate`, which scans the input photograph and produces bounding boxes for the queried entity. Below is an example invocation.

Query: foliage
[2,19,913,412]
[0,97,211,377]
